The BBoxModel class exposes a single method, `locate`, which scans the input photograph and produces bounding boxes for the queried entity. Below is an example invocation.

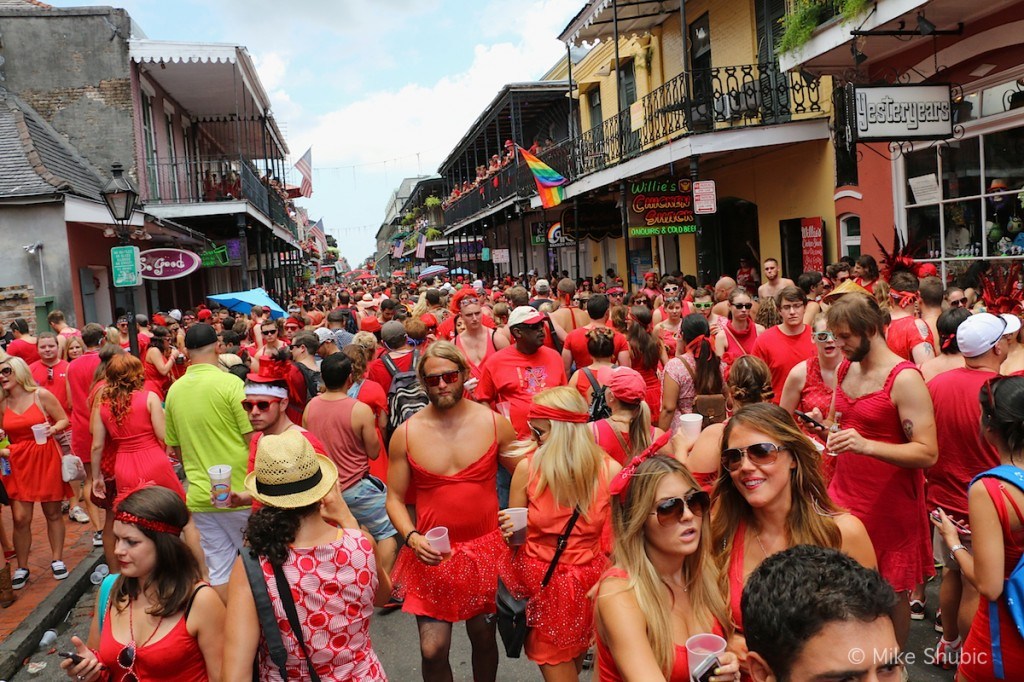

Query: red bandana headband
[685,334,712,359]
[114,510,183,536]
[607,430,673,502]
[890,290,919,309]
[527,404,589,423]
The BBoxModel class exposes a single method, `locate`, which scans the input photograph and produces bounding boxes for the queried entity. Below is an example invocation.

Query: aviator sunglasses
[651,489,710,525]
[423,371,461,387]
[721,442,785,472]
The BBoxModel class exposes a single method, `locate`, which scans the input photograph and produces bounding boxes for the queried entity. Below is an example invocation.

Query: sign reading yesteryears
[627,177,697,237]
[851,84,953,142]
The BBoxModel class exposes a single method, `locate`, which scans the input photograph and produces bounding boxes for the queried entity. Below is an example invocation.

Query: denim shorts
[342,475,398,541]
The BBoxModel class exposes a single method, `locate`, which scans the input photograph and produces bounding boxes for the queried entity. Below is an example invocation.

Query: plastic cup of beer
[208,465,233,508]
[31,424,49,445]
[506,507,528,547]
[686,633,727,681]
[425,526,451,559]
[679,413,704,441]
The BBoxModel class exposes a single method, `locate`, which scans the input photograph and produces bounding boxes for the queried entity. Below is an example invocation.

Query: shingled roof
[0,91,106,201]
[0,0,53,10]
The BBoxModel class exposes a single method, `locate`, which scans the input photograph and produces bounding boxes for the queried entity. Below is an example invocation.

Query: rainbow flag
[518,146,567,208]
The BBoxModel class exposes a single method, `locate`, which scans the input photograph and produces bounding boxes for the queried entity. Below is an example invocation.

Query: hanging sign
[200,245,230,267]
[693,180,717,214]
[627,177,697,237]
[851,84,953,142]
[801,217,825,274]
[492,248,511,264]
[139,248,201,280]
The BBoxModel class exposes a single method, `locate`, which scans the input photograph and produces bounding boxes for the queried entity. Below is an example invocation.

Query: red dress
[504,453,611,665]
[799,357,841,484]
[143,353,171,400]
[960,476,1024,681]
[595,567,725,681]
[657,324,681,359]
[390,417,510,622]
[99,391,184,503]
[827,361,934,592]
[721,321,758,367]
[631,351,662,418]
[2,401,69,502]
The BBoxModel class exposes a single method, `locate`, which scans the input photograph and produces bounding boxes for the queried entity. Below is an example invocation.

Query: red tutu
[391,528,511,622]
[503,551,609,664]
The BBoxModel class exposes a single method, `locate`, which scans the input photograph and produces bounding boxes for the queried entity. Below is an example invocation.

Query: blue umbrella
[207,287,286,319]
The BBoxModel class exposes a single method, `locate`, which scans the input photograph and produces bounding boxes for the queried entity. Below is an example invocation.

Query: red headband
[685,334,712,359]
[890,290,919,309]
[114,510,183,536]
[607,431,673,502]
[527,404,589,423]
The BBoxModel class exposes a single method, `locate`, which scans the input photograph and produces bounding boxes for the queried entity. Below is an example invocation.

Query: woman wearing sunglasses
[640,272,663,310]
[651,278,689,328]
[500,387,620,680]
[714,291,763,366]
[711,403,875,672]
[61,485,224,682]
[594,453,740,681]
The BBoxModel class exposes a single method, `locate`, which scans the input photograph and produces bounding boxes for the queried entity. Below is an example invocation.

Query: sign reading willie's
[627,177,698,238]
[851,84,953,142]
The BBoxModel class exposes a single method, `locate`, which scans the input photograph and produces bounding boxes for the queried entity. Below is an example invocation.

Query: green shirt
[164,363,252,512]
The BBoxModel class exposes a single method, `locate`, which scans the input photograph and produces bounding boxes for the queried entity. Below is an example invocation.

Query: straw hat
[244,431,338,508]
[822,279,870,303]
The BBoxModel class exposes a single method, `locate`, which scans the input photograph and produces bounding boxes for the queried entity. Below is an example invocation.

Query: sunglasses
[651,490,710,525]
[261,328,278,335]
[241,398,282,412]
[529,423,545,441]
[458,297,481,308]
[284,326,300,331]
[948,298,967,307]
[813,331,835,343]
[46,367,54,383]
[118,643,140,682]
[423,370,460,387]
[722,442,785,472]
[0,366,11,377]
[732,302,753,310]
[694,302,713,310]
[663,285,680,293]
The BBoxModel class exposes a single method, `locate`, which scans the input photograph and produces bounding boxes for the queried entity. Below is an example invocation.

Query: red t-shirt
[926,367,1001,522]
[366,350,415,393]
[563,326,628,369]
[474,345,567,438]
[67,350,103,460]
[29,359,70,410]
[886,315,933,361]
[6,338,39,365]
[752,325,814,402]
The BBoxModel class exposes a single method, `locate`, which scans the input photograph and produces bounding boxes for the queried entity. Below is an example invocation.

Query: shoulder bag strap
[583,367,601,393]
[545,317,564,353]
[240,551,290,682]
[541,507,582,587]
[98,573,117,632]
[272,561,322,682]
[381,353,398,377]
[606,420,630,457]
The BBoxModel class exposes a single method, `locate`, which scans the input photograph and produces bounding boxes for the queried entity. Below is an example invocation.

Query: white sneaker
[69,506,90,524]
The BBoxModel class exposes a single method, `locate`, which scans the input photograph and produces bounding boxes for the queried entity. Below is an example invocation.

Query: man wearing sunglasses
[250,319,286,374]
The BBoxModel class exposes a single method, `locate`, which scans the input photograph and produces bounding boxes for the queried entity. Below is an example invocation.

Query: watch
[948,544,968,561]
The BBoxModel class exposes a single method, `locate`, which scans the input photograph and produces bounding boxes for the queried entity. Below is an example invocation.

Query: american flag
[415,232,427,259]
[310,219,327,252]
[294,148,313,198]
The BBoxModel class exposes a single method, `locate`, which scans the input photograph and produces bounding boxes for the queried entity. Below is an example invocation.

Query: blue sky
[50,0,585,265]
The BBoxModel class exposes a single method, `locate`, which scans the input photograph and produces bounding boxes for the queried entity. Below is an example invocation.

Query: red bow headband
[890,290,919,309]
[608,430,673,502]
[527,404,589,423]
[685,334,712,359]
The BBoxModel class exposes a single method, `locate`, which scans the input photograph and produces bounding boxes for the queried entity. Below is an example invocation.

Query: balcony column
[691,156,706,283]
[612,0,623,153]
[620,179,631,287]
[237,214,250,290]
[574,198,581,278]
[520,209,529,276]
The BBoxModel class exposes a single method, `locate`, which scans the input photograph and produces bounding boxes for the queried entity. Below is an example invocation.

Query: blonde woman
[711,403,875,671]
[594,454,739,681]
[500,387,620,681]
[64,336,86,362]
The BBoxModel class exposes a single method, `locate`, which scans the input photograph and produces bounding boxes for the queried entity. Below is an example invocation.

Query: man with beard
[758,257,795,300]
[752,286,814,400]
[386,341,518,682]
[824,293,937,650]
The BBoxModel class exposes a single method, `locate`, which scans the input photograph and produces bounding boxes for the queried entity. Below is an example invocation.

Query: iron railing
[442,62,824,224]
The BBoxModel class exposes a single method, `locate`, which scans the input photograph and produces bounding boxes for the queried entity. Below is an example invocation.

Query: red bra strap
[979,478,1024,538]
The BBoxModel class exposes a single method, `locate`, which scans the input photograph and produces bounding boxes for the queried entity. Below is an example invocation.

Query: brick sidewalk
[0,506,97,642]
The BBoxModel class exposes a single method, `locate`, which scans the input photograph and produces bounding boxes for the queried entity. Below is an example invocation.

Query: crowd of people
[0,251,1022,681]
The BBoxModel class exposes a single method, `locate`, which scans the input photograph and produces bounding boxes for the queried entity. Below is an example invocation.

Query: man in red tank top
[885,272,935,365]
[386,341,518,682]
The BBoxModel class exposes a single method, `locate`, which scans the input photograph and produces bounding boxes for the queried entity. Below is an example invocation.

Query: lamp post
[101,162,142,357]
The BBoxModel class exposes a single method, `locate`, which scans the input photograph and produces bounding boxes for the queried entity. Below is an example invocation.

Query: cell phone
[58,651,84,665]
[930,509,972,535]
[692,655,720,682]
[795,410,826,430]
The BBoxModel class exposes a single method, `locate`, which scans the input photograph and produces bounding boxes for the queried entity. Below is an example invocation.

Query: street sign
[492,248,510,264]
[693,180,717,214]
[111,245,141,288]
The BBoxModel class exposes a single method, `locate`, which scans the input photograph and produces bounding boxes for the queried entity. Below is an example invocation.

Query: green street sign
[111,245,141,288]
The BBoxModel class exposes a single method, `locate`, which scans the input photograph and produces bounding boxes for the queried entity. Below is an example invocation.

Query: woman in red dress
[653,297,685,360]
[0,356,71,588]
[626,306,667,418]
[501,387,620,678]
[594,453,739,681]
[714,290,763,367]
[142,327,180,400]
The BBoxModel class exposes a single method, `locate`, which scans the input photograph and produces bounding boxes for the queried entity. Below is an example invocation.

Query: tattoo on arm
[902,419,914,441]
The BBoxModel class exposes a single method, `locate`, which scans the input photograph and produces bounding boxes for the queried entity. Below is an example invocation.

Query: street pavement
[10,570,956,681]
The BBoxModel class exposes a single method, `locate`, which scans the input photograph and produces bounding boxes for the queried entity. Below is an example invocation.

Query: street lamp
[101,162,142,357]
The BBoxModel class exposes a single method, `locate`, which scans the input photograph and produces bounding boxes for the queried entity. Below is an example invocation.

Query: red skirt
[503,551,609,665]
[391,528,510,622]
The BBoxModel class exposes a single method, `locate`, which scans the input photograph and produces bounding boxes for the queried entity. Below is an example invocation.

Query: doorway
[698,198,760,285]
[80,266,113,325]
[779,218,805,280]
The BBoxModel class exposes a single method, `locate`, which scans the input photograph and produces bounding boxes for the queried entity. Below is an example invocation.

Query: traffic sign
[111,245,142,288]
[693,180,717,214]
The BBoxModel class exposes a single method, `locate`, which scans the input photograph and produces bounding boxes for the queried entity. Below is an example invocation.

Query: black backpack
[582,367,612,422]
[382,349,429,438]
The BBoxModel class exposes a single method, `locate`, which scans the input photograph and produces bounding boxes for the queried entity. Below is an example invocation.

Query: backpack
[681,356,727,429]
[582,368,611,422]
[382,349,428,438]
[969,464,1024,680]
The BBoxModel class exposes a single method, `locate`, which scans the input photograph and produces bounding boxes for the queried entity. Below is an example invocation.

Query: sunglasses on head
[813,331,835,343]
[423,370,460,387]
[722,442,785,472]
[651,489,710,525]
[241,398,282,412]
[732,302,753,310]
[458,297,481,308]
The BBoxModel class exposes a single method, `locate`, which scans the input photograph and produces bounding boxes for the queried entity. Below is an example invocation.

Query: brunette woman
[627,306,666,417]
[142,327,180,400]
[660,314,724,433]
[567,328,617,404]
[653,297,684,360]
[714,291,763,366]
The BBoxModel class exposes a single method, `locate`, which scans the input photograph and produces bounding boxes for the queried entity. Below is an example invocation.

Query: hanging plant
[425,227,442,240]
[424,196,441,209]
[839,0,871,21]
[405,234,419,249]
[778,0,872,54]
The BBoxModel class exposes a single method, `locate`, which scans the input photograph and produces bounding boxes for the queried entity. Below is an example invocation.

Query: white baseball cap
[535,279,551,293]
[958,313,1022,358]
[508,306,545,327]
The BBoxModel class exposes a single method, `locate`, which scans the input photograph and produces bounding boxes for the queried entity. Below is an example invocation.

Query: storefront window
[941,138,980,200]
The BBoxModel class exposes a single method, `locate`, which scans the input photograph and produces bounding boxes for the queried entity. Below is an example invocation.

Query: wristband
[949,544,968,561]
[405,529,421,544]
